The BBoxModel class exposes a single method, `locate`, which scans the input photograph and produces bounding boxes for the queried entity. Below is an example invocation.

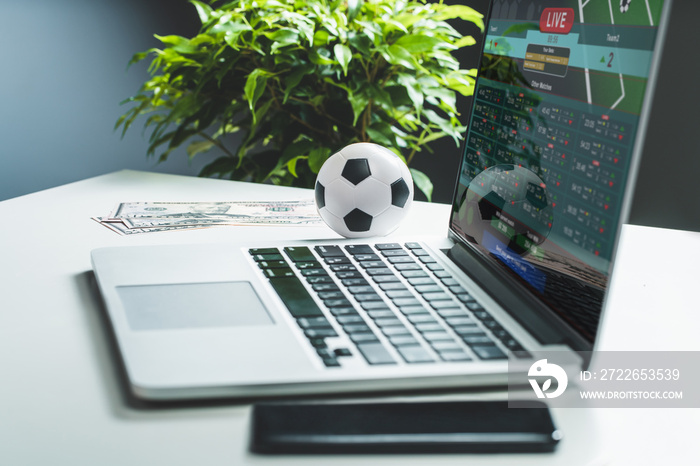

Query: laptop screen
[450,0,668,343]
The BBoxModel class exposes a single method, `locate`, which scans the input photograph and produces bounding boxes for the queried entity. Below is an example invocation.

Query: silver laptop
[92,0,672,401]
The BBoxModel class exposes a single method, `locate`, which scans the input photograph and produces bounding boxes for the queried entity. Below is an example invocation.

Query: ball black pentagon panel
[390,178,411,208]
[314,181,326,209]
[341,158,372,185]
[344,208,373,232]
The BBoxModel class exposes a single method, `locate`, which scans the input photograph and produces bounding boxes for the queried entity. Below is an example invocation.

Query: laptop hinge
[446,239,592,352]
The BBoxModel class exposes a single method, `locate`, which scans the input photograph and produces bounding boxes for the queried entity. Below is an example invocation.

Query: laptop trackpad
[117,281,274,331]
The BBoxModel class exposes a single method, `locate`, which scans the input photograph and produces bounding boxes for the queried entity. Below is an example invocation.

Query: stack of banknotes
[93,200,322,235]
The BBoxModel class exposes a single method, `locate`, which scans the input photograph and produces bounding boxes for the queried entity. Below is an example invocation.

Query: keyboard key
[354,293,383,302]
[392,297,422,307]
[268,276,325,318]
[381,326,411,336]
[372,275,401,283]
[375,243,402,250]
[317,291,345,300]
[418,255,437,264]
[445,317,476,327]
[361,302,391,311]
[300,268,328,277]
[251,253,284,262]
[378,282,406,291]
[415,322,443,333]
[373,317,403,327]
[435,309,469,318]
[342,324,373,334]
[324,256,351,265]
[341,278,369,287]
[401,270,428,279]
[397,345,434,363]
[312,283,340,292]
[407,277,435,286]
[406,314,437,324]
[304,328,338,338]
[345,244,374,255]
[448,285,468,294]
[452,325,482,335]
[336,315,366,325]
[330,264,357,273]
[347,285,375,294]
[353,254,381,261]
[334,348,353,357]
[398,305,429,315]
[263,268,295,278]
[356,342,396,364]
[393,263,422,271]
[324,298,353,308]
[366,268,394,276]
[439,351,472,362]
[440,278,460,287]
[358,261,386,269]
[335,271,363,279]
[471,344,507,360]
[426,263,444,271]
[257,260,289,269]
[284,246,315,262]
[388,335,419,346]
[381,249,409,257]
[431,340,463,352]
[421,331,454,342]
[306,276,335,284]
[415,284,442,293]
[422,292,451,301]
[249,248,279,255]
[322,357,341,367]
[386,256,414,263]
[366,309,395,319]
[462,334,493,345]
[385,289,414,299]
[296,317,333,329]
[329,307,359,316]
[315,245,345,257]
[404,242,422,249]
[349,332,380,343]
[410,248,430,256]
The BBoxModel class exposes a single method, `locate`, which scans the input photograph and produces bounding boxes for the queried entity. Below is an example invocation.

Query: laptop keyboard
[249,243,529,368]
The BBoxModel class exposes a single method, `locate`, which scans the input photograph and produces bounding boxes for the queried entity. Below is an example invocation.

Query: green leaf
[308,147,331,173]
[286,155,308,178]
[394,35,444,54]
[347,0,361,22]
[244,69,270,112]
[397,74,423,113]
[410,168,433,202]
[186,140,215,159]
[382,44,416,69]
[433,5,485,32]
[189,0,213,25]
[333,43,352,76]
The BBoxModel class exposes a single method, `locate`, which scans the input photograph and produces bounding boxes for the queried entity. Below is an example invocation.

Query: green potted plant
[117,0,483,201]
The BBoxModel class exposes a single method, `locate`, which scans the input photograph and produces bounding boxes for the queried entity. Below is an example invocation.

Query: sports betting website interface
[451,0,666,341]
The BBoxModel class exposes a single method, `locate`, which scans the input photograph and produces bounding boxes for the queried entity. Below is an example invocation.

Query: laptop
[92,0,672,401]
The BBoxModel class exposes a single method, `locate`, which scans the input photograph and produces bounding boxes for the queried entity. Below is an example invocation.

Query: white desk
[1,170,698,465]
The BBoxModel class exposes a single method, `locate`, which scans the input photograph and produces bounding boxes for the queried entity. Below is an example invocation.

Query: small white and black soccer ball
[314,143,414,238]
[620,0,631,13]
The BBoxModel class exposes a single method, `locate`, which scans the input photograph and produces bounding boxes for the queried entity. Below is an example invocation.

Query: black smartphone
[250,400,561,454]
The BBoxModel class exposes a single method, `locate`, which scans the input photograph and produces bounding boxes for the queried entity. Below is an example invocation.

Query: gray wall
[1,0,697,232]
[0,0,211,201]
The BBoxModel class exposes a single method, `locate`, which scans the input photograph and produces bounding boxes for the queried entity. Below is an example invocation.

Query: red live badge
[540,8,575,34]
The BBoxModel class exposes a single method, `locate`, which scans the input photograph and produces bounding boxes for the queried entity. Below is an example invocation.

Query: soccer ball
[620,0,631,12]
[456,164,553,256]
[315,143,413,238]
